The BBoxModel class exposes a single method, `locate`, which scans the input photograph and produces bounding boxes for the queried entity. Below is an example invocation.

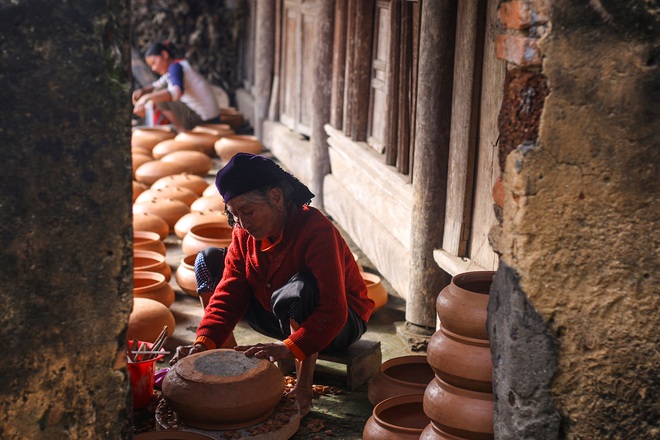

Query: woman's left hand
[133,97,149,117]
[235,342,293,362]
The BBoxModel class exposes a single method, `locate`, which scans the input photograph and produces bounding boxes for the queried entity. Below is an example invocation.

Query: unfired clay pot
[190,194,225,213]
[134,250,172,282]
[161,150,213,176]
[175,130,222,157]
[175,254,198,298]
[162,349,285,430]
[135,160,188,186]
[135,186,199,207]
[133,181,149,203]
[133,212,170,241]
[132,153,153,179]
[420,421,467,440]
[368,355,435,406]
[127,297,175,345]
[174,210,229,239]
[134,230,166,256]
[134,271,175,308]
[213,134,263,161]
[202,182,219,197]
[181,223,233,256]
[132,127,176,151]
[436,271,494,340]
[361,272,388,314]
[363,394,431,440]
[133,198,191,232]
[152,139,205,159]
[193,123,235,138]
[151,173,209,196]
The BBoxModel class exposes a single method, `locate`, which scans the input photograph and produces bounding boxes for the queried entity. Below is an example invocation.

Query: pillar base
[395,321,435,352]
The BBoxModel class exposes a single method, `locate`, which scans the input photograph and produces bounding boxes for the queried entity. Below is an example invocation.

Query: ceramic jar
[181,223,233,256]
[367,355,435,406]
[134,271,175,308]
[127,297,175,343]
[161,349,285,430]
[151,173,209,196]
[152,139,205,159]
[420,422,467,440]
[133,212,170,241]
[133,198,191,232]
[174,210,229,239]
[134,250,172,282]
[135,186,199,207]
[133,181,148,203]
[132,127,176,152]
[203,182,219,197]
[175,254,199,298]
[213,134,263,161]
[219,107,245,131]
[363,394,431,440]
[161,150,213,176]
[135,160,188,186]
[361,272,388,314]
[132,153,153,179]
[134,230,166,256]
[423,376,493,440]
[193,123,235,138]
[132,145,152,157]
[175,130,222,157]
[190,194,225,213]
[436,271,494,340]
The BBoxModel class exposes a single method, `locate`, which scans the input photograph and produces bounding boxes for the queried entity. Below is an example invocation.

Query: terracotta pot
[190,194,225,213]
[175,130,222,156]
[134,230,166,256]
[368,355,435,406]
[161,349,285,430]
[133,271,175,308]
[133,212,170,241]
[127,297,176,343]
[161,150,213,176]
[353,252,364,272]
[131,145,152,157]
[423,376,494,440]
[175,254,199,298]
[436,271,495,340]
[135,160,188,186]
[193,123,235,138]
[181,223,233,256]
[133,198,191,232]
[151,173,209,196]
[219,107,245,131]
[213,134,263,161]
[134,250,172,282]
[363,394,430,440]
[132,127,176,151]
[132,181,148,203]
[132,153,153,179]
[135,186,199,207]
[426,326,492,393]
[361,272,388,314]
[202,182,219,197]
[174,210,229,239]
[152,139,205,159]
[420,421,467,440]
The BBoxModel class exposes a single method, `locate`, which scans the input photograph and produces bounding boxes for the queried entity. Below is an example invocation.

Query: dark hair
[145,41,176,58]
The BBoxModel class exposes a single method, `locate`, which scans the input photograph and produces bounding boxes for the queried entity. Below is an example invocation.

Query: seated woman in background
[132,41,220,132]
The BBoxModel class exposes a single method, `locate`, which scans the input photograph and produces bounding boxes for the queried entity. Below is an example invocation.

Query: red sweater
[196,206,375,359]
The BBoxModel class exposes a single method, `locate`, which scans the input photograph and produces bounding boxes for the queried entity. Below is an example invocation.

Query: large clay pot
[436,271,494,340]
[134,198,191,232]
[361,272,388,314]
[132,145,152,157]
[161,349,285,430]
[134,230,167,256]
[161,150,213,176]
[368,355,435,406]
[133,181,149,203]
[213,134,263,161]
[423,376,494,440]
[151,173,209,196]
[134,250,172,282]
[175,131,222,157]
[420,422,467,440]
[202,182,219,197]
[152,139,205,159]
[135,160,188,186]
[363,394,431,440]
[181,223,233,256]
[135,186,199,207]
[133,212,170,241]
[219,107,245,131]
[134,271,175,308]
[175,254,198,298]
[132,153,153,179]
[132,127,176,151]
[426,326,492,393]
[193,123,235,138]
[190,194,225,213]
[174,210,229,239]
[128,297,175,343]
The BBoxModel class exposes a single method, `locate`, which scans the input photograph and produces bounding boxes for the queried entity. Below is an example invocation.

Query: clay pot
[132,153,153,179]
[353,252,364,272]
[161,150,213,176]
[134,250,172,282]
[135,160,188,186]
[151,173,209,196]
[152,139,205,159]
[127,297,176,343]
[134,230,166,256]
[368,355,435,406]
[361,272,388,314]
[132,127,176,151]
[202,182,219,197]
[133,212,170,241]
[162,349,285,430]
[174,210,229,239]
[420,422,467,440]
[363,394,431,440]
[213,134,263,161]
[133,181,149,203]
[436,271,494,340]
[190,194,225,213]
[175,130,222,157]
[181,223,233,256]
[219,107,245,131]
[133,198,191,232]
[133,271,175,308]
[423,376,494,440]
[132,145,152,157]
[135,186,199,207]
[193,123,235,138]
[426,327,492,393]
[175,254,199,298]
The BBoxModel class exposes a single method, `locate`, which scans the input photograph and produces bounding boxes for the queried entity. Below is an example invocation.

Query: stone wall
[0,1,133,438]
[489,0,659,438]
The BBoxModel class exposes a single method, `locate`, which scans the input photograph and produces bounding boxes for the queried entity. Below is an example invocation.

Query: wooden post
[407,0,458,329]
[254,0,276,139]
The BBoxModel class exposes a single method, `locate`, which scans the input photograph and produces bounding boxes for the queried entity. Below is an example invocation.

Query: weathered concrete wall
[0,1,133,439]
[490,0,659,438]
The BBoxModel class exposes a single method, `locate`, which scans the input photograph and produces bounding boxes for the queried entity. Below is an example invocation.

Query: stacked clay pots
[422,271,495,439]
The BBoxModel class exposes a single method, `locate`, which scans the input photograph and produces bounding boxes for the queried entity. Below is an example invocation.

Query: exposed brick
[499,1,550,30]
[495,34,542,66]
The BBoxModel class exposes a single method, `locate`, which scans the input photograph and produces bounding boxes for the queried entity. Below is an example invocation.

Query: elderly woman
[171,153,375,416]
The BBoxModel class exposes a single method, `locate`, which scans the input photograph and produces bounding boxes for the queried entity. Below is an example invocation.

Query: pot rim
[372,393,428,434]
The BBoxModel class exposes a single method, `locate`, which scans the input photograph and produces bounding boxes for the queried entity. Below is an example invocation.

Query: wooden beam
[330,0,348,129]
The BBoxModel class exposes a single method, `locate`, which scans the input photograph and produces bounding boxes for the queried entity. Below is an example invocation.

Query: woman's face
[145,52,170,75]
[226,189,285,241]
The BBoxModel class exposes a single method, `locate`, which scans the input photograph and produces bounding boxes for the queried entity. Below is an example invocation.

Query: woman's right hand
[132,88,145,104]
[169,343,207,366]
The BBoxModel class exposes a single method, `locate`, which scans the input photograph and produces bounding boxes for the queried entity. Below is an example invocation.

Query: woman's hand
[169,343,207,366]
[132,88,145,104]
[133,96,149,117]
[235,342,293,362]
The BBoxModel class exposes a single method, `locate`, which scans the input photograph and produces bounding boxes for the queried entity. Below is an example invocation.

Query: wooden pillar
[309,0,335,207]
[407,0,458,329]
[254,0,276,139]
